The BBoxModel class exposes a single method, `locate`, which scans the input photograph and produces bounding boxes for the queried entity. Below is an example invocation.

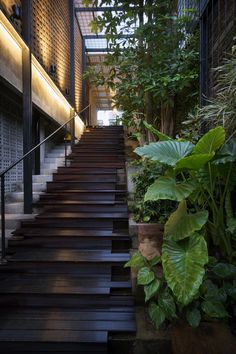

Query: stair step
[39,191,125,201]
[20,219,117,229]
[36,212,128,219]
[57,167,118,174]
[69,162,124,168]
[35,200,124,206]
[36,205,128,213]
[46,182,117,191]
[9,237,113,249]
[12,228,127,237]
[0,330,108,352]
[52,174,117,182]
[0,262,115,275]
[8,249,129,263]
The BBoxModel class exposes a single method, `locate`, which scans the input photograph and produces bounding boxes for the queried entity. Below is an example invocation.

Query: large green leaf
[201,301,228,318]
[137,267,155,285]
[145,176,196,202]
[192,126,225,155]
[148,302,166,328]
[212,263,236,279]
[164,200,208,241]
[135,141,194,166]
[143,121,172,141]
[158,289,177,319]
[213,138,236,164]
[162,234,208,305]
[144,279,161,302]
[175,153,214,170]
[202,280,227,303]
[124,251,145,268]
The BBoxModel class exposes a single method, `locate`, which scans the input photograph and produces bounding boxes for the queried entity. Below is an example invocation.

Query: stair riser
[52,175,117,182]
[8,239,112,249]
[47,182,117,190]
[0,342,107,353]
[40,194,116,201]
[69,163,124,168]
[57,168,118,174]
[0,294,133,308]
[68,158,125,163]
[37,205,127,213]
[9,238,131,249]
[21,220,128,229]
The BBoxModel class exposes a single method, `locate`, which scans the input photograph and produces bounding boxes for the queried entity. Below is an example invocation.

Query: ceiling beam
[86,48,125,53]
[84,34,133,39]
[75,6,124,12]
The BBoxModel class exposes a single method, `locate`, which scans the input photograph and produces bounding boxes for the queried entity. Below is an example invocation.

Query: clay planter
[171,322,236,354]
[137,223,164,260]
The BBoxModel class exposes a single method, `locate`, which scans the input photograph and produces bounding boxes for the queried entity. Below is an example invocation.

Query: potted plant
[130,159,176,256]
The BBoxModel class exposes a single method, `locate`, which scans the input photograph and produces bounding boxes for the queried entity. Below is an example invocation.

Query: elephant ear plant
[125,126,236,328]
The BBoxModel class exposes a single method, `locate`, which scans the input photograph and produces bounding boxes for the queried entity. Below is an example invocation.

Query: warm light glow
[75,114,85,137]
[0,11,25,91]
[0,10,84,137]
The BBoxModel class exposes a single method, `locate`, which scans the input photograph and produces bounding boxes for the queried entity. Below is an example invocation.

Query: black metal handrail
[0,104,90,263]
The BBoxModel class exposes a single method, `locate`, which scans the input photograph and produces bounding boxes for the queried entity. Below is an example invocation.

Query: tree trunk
[161,100,176,137]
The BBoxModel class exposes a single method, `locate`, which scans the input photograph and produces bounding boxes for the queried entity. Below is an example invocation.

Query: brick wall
[32,0,71,96]
[74,17,82,113]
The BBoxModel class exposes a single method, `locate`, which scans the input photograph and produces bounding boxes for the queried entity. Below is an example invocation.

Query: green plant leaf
[145,176,196,202]
[201,300,228,318]
[144,279,161,302]
[212,263,236,279]
[143,121,172,141]
[148,302,166,328]
[164,200,208,241]
[162,234,208,305]
[124,251,145,268]
[175,153,214,170]
[225,280,236,299]
[149,255,161,267]
[137,267,155,285]
[135,141,194,166]
[192,126,225,154]
[213,138,236,164]
[159,289,177,319]
[202,280,227,302]
[186,308,201,328]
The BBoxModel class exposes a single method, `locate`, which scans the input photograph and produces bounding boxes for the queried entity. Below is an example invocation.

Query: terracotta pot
[137,223,164,260]
[171,322,236,354]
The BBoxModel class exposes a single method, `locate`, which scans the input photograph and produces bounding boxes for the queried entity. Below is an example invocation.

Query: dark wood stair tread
[36,212,128,219]
[0,319,135,332]
[0,329,108,343]
[8,249,129,263]
[13,229,114,236]
[0,308,135,321]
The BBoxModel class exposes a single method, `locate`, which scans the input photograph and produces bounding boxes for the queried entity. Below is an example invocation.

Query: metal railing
[0,104,90,263]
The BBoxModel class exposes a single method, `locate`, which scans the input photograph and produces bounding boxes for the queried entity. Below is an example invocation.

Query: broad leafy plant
[135,126,236,260]
[125,126,236,329]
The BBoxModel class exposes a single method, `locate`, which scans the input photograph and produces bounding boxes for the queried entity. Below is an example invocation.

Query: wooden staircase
[0,126,136,353]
